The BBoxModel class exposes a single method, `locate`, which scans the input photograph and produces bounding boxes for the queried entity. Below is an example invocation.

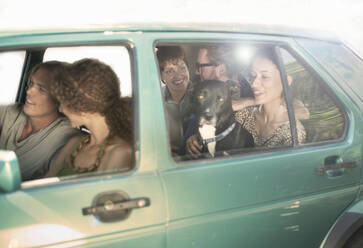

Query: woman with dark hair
[156,46,195,156]
[234,48,307,147]
[186,48,307,155]
[46,58,132,177]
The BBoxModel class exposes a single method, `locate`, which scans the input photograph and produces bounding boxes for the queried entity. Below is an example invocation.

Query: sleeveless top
[235,106,306,147]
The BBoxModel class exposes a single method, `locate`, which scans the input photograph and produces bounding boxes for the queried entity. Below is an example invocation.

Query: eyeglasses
[195,62,218,71]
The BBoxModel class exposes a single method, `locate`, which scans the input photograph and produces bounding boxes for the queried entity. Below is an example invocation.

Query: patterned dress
[235,106,306,147]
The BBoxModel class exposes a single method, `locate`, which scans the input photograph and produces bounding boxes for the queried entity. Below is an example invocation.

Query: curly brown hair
[51,58,132,142]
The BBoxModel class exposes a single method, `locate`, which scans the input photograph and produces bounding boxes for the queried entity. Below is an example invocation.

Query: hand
[293,99,310,120]
[186,135,202,157]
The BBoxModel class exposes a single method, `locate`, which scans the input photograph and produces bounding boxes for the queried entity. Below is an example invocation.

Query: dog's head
[194,80,233,129]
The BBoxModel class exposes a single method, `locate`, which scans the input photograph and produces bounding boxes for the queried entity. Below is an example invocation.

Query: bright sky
[0,0,362,55]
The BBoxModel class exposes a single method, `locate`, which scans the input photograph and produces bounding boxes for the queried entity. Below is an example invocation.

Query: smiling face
[161,58,189,96]
[250,57,284,105]
[24,67,59,121]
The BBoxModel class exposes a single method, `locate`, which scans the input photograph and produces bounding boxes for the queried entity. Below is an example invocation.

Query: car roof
[0,22,340,43]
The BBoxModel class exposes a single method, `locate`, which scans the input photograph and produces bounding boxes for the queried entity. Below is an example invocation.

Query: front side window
[1,45,134,183]
[44,46,132,96]
[42,45,134,180]
[0,51,26,104]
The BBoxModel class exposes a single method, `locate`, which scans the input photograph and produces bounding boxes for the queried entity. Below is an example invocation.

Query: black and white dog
[194,80,254,157]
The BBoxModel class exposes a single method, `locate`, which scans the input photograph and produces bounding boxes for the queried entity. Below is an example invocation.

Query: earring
[258,104,263,112]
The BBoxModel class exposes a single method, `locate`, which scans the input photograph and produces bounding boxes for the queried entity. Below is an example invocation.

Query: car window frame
[154,39,350,166]
[13,41,140,188]
[278,44,349,147]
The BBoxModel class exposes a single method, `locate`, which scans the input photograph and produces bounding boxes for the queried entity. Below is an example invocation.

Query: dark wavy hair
[156,46,188,72]
[51,58,132,142]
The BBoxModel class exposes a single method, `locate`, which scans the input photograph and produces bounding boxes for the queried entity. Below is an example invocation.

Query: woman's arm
[293,99,310,120]
[232,97,255,112]
[45,136,80,177]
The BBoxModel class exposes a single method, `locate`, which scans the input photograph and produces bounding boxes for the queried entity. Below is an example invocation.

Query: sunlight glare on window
[0,52,25,104]
[44,46,132,97]
[236,45,255,65]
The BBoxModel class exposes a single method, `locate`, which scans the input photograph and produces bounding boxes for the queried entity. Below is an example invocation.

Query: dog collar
[203,122,236,145]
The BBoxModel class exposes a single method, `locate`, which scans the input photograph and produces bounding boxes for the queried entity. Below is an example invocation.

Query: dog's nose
[204,108,214,120]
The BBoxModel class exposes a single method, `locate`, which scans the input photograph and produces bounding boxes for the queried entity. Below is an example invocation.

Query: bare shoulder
[100,137,133,172]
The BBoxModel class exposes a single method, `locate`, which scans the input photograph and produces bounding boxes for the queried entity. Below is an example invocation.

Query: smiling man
[0,61,79,181]
[195,45,253,100]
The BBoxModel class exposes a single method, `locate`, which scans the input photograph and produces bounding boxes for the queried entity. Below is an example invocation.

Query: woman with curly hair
[46,58,132,177]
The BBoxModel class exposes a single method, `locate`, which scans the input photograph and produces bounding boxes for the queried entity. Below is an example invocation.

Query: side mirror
[0,150,21,193]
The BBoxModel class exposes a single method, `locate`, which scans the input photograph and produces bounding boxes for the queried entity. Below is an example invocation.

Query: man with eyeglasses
[195,45,253,100]
[0,61,79,181]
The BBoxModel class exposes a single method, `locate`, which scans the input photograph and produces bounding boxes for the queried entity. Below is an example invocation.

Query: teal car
[0,24,362,248]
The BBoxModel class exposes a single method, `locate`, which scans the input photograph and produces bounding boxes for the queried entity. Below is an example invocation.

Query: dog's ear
[227,81,240,100]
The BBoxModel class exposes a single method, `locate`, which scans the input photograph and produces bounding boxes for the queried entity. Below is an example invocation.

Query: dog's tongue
[199,125,216,157]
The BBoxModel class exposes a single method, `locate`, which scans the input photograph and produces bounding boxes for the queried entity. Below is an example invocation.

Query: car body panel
[0,170,166,247]
[0,27,361,247]
[153,31,361,247]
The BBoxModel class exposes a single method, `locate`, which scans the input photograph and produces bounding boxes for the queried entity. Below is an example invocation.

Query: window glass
[18,45,134,181]
[155,43,301,161]
[44,46,132,97]
[0,51,26,104]
[297,39,363,102]
[279,48,345,143]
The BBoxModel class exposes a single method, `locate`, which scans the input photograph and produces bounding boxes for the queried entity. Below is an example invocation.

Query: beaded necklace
[70,133,112,173]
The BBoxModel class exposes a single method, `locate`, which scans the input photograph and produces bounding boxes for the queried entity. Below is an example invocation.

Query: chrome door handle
[82,191,150,222]
[82,197,150,216]
[316,160,358,175]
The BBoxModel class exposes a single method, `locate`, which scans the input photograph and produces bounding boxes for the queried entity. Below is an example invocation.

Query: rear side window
[279,48,346,143]
[297,39,363,102]
[0,51,26,104]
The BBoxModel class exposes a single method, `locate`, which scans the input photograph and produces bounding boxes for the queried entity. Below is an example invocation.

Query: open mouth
[172,79,185,86]
[253,90,264,98]
[25,98,36,105]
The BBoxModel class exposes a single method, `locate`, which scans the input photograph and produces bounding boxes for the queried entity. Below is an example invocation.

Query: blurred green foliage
[286,61,344,143]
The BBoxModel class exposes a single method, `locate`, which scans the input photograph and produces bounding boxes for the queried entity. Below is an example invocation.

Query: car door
[0,32,167,247]
[154,33,362,248]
